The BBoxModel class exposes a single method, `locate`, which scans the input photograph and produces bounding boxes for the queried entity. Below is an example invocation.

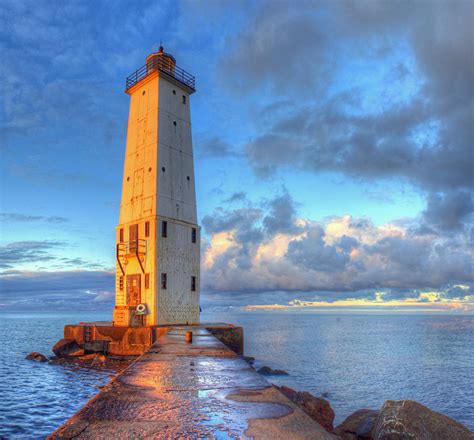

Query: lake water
[0,311,473,438]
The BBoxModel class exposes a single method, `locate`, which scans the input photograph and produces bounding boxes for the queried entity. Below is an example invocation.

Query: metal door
[126,274,141,306]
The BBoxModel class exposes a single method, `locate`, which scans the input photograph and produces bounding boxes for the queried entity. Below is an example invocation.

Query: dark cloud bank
[219,0,473,233]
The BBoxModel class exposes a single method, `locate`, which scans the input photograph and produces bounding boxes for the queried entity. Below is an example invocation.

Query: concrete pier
[50,328,336,439]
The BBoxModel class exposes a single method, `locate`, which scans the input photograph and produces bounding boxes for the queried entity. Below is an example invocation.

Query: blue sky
[1,0,473,313]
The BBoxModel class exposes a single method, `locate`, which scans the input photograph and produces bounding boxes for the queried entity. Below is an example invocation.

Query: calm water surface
[0,311,473,438]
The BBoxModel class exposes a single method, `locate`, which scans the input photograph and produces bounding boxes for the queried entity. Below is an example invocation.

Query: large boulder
[52,338,85,358]
[335,409,379,439]
[276,385,335,433]
[25,352,48,362]
[373,400,474,440]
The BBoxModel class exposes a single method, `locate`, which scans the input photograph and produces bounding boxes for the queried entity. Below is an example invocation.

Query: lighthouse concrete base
[55,322,243,357]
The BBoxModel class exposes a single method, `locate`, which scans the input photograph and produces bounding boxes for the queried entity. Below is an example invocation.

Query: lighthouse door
[126,274,141,306]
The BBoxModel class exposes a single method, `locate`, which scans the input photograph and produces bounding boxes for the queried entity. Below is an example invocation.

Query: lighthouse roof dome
[146,46,176,65]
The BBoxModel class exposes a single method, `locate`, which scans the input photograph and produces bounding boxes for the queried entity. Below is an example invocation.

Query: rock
[49,357,68,365]
[78,353,106,362]
[373,400,474,440]
[275,385,335,433]
[52,338,85,358]
[25,352,48,362]
[335,409,379,440]
[91,354,107,364]
[242,355,255,365]
[278,385,298,401]
[257,365,289,376]
[293,391,335,433]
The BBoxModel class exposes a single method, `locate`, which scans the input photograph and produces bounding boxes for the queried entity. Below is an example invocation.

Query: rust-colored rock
[52,338,84,358]
[276,386,335,433]
[373,400,474,440]
[278,385,298,401]
[335,409,378,439]
[293,391,335,433]
[78,353,106,362]
[25,352,48,362]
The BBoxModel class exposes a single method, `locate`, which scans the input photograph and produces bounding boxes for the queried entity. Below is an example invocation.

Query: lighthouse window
[145,273,150,289]
[191,276,196,292]
[119,276,124,291]
[182,95,186,104]
[187,176,190,181]
[162,167,165,172]
[119,228,124,242]
[172,90,176,95]
[161,273,167,289]
[191,228,196,243]
[142,90,146,95]
[145,221,150,237]
[161,221,168,238]
[173,121,177,126]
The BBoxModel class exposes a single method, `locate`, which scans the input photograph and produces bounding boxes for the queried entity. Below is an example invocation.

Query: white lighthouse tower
[113,47,200,327]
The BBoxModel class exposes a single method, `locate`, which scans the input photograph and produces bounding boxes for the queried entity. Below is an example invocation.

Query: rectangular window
[129,224,138,253]
[145,273,150,289]
[182,95,186,104]
[161,273,167,289]
[162,221,168,238]
[119,276,124,291]
[191,276,196,292]
[192,228,196,243]
[145,221,150,238]
[119,228,124,242]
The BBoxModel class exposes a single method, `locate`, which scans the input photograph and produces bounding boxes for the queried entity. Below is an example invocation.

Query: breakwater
[49,327,335,439]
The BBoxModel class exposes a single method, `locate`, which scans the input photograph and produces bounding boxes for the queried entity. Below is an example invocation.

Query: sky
[0,0,473,314]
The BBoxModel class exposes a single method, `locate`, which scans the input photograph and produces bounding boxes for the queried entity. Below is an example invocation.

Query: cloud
[0,269,114,311]
[422,190,474,231]
[263,189,300,234]
[0,213,69,223]
[201,193,474,298]
[0,241,66,269]
[223,192,247,203]
[220,1,474,232]
[199,137,238,158]
[0,241,107,271]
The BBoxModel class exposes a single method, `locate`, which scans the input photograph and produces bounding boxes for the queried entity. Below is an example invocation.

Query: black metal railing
[116,239,147,274]
[125,56,195,91]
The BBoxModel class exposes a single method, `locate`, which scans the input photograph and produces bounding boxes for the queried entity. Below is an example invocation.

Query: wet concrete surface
[49,327,337,439]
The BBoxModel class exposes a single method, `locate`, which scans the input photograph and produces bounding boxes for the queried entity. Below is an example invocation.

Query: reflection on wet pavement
[49,328,336,439]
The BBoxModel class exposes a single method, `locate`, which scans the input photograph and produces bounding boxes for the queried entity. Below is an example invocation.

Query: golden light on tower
[113,47,200,327]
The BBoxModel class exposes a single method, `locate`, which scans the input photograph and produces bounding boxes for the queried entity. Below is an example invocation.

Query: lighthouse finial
[159,39,164,53]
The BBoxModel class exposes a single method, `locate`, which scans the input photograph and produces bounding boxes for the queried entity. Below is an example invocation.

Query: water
[0,312,114,439]
[0,312,473,438]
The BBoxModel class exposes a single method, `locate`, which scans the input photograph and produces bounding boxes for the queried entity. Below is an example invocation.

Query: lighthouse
[113,47,200,327]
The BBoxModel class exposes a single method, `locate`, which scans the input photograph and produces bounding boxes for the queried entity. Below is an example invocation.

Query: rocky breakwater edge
[243,357,474,440]
[25,338,134,372]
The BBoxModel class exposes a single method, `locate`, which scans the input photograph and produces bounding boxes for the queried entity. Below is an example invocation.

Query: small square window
[182,95,186,104]
[145,273,150,289]
[162,221,168,238]
[191,276,196,292]
[161,273,167,289]
[192,228,196,243]
[145,221,150,238]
